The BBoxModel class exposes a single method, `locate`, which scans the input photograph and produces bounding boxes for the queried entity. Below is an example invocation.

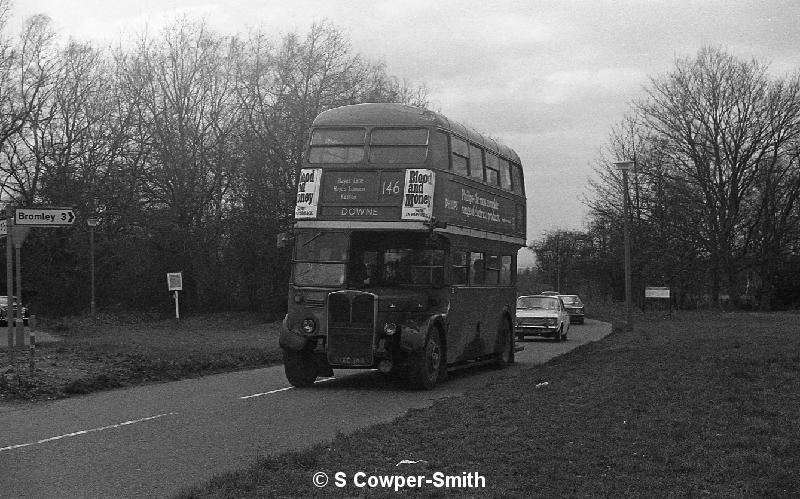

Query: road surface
[0,319,610,498]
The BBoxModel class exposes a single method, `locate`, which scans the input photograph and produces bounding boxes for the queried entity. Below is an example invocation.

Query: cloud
[539,67,646,105]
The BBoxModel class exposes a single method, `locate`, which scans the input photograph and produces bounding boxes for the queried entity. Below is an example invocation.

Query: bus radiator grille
[327,292,375,367]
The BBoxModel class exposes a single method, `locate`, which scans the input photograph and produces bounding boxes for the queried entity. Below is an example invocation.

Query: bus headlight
[293,294,304,304]
[301,318,317,334]
[383,323,397,335]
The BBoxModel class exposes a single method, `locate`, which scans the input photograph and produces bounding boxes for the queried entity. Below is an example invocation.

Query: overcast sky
[12,1,800,257]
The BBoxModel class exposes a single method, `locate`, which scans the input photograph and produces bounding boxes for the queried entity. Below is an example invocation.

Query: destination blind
[295,168,433,221]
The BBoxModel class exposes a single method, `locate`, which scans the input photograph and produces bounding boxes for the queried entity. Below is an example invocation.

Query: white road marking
[239,377,337,400]
[0,412,178,453]
[239,387,292,399]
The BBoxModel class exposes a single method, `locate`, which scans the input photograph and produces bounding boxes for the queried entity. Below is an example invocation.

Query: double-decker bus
[280,103,526,389]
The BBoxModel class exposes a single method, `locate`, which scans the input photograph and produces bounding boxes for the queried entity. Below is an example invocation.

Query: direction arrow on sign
[15,208,76,226]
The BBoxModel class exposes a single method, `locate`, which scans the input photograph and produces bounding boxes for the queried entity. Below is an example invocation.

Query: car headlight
[383,323,397,335]
[547,318,556,326]
[300,318,317,334]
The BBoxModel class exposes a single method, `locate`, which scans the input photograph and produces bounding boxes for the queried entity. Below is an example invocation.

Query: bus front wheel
[408,328,444,390]
[283,348,318,388]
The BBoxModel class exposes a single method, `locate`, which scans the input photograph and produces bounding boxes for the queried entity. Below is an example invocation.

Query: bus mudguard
[279,314,309,351]
[399,315,445,352]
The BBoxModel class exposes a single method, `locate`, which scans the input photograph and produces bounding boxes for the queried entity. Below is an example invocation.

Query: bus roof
[313,103,521,164]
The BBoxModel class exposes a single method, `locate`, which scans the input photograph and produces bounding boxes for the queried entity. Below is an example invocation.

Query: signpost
[5,207,13,361]
[644,286,672,313]
[4,206,76,364]
[167,272,183,320]
[15,207,75,226]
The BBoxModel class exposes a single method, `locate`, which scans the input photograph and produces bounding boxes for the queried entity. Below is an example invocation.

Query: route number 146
[381,180,401,195]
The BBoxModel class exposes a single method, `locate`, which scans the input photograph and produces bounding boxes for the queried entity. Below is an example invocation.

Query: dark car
[0,296,29,326]
[558,294,585,324]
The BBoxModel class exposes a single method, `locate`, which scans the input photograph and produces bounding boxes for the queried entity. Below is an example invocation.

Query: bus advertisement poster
[401,169,435,221]
[440,181,518,234]
[295,168,322,219]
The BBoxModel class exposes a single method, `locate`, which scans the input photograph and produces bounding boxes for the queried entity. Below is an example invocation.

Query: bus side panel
[446,286,515,362]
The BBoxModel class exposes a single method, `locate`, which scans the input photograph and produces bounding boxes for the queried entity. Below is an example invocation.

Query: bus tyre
[283,348,318,388]
[409,328,444,390]
[494,319,514,369]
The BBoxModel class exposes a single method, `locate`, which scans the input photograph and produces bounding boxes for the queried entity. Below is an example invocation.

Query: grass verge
[178,310,800,497]
[0,312,282,401]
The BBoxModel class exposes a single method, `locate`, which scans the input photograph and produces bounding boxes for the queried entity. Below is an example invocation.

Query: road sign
[167,272,183,291]
[645,286,670,299]
[15,208,76,226]
[0,219,6,236]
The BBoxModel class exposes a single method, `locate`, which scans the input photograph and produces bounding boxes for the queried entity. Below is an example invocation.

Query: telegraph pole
[614,161,634,332]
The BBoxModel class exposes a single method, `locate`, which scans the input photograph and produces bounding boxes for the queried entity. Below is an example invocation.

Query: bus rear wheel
[283,348,318,388]
[409,328,444,390]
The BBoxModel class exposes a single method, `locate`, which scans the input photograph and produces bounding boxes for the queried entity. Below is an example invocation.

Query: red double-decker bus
[280,103,526,388]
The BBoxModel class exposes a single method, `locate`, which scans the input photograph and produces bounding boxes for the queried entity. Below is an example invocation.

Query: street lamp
[614,161,634,332]
[87,216,99,316]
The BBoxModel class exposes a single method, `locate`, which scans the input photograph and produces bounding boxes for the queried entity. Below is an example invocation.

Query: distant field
[177,311,800,498]
[0,313,283,401]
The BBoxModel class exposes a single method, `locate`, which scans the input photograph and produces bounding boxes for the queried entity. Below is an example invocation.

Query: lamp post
[614,161,634,332]
[87,216,99,316]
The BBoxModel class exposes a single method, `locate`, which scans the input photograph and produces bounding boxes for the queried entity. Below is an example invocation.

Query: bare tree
[0,14,60,204]
[587,47,800,309]
[635,46,800,305]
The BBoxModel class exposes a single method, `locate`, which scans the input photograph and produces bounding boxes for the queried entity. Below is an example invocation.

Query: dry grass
[178,310,800,498]
[0,312,283,401]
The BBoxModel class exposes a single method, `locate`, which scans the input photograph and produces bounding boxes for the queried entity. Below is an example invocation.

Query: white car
[515,295,570,342]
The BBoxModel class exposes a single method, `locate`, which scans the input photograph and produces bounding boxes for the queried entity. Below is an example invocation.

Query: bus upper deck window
[451,136,469,176]
[309,128,365,163]
[511,162,524,194]
[369,128,429,164]
[429,130,449,167]
[499,158,512,191]
[485,153,500,186]
[469,144,483,180]
[370,128,428,145]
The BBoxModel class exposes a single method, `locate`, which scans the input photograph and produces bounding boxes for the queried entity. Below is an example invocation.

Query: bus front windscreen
[294,262,346,287]
[293,231,348,286]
